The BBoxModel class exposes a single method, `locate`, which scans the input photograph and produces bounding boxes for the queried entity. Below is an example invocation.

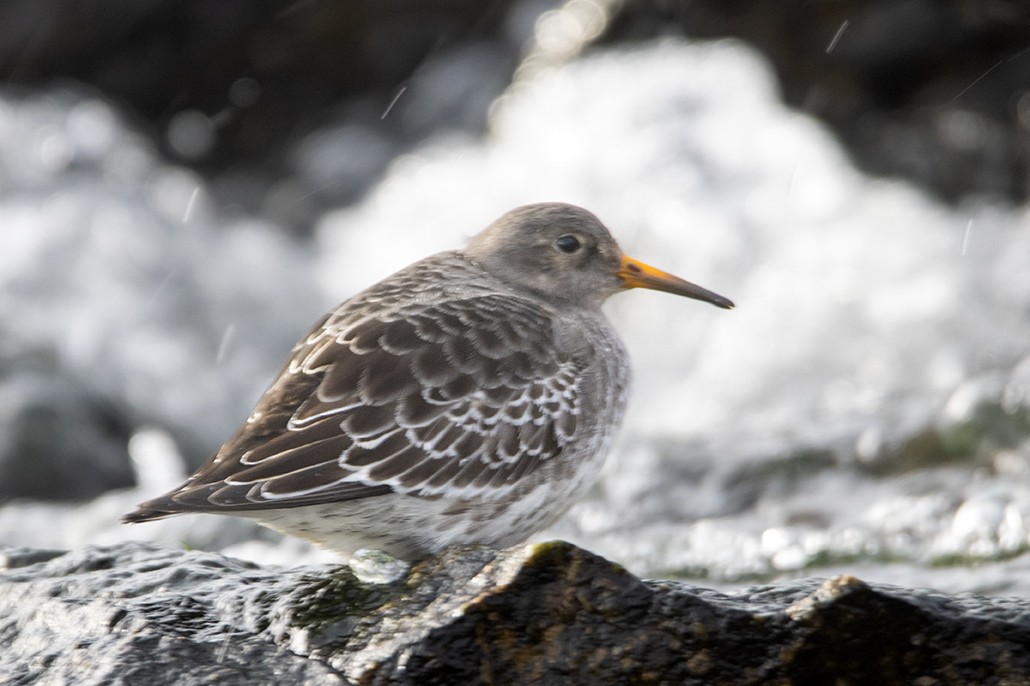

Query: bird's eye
[555,234,582,254]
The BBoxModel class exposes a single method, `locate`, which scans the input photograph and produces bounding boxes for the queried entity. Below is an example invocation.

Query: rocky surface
[2,540,1029,685]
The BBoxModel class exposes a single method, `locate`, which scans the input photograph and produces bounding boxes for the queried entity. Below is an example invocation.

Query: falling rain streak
[381,86,408,120]
[952,60,1003,102]
[826,20,849,54]
[143,270,176,311]
[785,163,798,199]
[182,186,200,223]
[217,324,237,364]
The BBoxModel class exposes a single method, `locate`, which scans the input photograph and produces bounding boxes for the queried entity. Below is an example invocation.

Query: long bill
[617,255,734,309]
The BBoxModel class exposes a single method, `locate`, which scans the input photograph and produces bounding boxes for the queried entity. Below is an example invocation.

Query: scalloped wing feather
[141,290,583,514]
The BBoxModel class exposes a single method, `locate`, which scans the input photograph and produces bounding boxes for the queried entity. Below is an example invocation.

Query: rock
[2,541,1028,684]
[0,365,134,503]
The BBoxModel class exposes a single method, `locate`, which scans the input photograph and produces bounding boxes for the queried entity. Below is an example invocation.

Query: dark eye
[555,234,581,254]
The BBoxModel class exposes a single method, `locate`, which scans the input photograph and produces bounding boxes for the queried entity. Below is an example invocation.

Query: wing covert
[162,294,583,511]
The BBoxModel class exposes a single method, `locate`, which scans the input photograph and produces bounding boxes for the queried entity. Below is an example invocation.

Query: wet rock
[1,540,1028,684]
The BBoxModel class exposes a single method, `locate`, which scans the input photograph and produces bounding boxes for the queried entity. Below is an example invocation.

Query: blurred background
[2,0,1030,594]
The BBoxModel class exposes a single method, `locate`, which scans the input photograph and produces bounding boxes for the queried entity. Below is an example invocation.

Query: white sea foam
[2,39,1029,593]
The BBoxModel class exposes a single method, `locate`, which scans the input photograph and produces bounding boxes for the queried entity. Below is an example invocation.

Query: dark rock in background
[599,0,1030,205]
[2,540,1028,684]
[0,349,134,503]
[0,0,530,228]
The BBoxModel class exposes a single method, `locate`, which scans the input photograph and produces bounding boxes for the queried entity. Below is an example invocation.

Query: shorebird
[124,202,733,559]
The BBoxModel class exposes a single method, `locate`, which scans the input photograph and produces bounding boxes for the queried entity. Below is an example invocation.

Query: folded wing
[132,294,582,516]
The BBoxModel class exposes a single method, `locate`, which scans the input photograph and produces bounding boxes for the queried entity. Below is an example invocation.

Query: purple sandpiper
[124,203,733,559]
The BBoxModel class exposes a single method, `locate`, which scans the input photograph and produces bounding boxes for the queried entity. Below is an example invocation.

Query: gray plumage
[124,203,732,559]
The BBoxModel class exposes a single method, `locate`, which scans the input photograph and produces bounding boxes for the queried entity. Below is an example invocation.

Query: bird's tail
[121,507,175,524]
